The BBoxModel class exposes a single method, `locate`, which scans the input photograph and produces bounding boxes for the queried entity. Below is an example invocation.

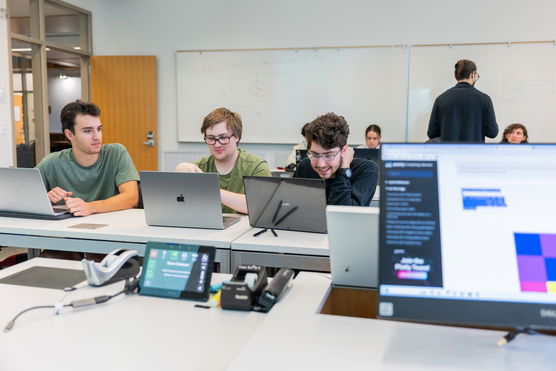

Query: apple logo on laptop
[176,194,185,203]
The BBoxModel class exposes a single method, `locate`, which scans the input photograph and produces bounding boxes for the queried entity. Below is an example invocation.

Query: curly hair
[305,113,350,149]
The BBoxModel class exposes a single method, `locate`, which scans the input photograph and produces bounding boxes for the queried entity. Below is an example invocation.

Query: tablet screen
[139,242,215,301]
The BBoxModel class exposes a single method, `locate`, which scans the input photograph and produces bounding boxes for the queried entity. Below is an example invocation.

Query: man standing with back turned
[427,59,498,142]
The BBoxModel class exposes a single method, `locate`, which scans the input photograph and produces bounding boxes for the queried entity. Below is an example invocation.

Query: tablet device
[139,242,215,301]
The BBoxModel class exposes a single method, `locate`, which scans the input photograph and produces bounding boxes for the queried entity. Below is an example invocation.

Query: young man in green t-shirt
[36,101,139,216]
[175,107,271,214]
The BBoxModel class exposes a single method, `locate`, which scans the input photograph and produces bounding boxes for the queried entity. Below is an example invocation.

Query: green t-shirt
[195,149,271,214]
[36,143,139,203]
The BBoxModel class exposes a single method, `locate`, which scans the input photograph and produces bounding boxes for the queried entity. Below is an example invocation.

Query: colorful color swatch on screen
[514,233,556,293]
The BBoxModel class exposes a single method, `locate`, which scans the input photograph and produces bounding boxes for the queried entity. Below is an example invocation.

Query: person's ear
[64,128,74,142]
[341,144,349,153]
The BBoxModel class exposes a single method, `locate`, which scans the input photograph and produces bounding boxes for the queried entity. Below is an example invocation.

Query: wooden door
[90,56,158,171]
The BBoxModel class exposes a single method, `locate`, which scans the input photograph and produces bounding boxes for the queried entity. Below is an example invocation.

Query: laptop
[0,167,72,220]
[271,170,294,178]
[354,148,380,164]
[140,171,241,229]
[326,205,379,288]
[243,176,327,233]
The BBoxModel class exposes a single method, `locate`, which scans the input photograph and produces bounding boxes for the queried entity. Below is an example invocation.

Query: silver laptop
[0,167,72,220]
[326,205,379,288]
[140,171,240,229]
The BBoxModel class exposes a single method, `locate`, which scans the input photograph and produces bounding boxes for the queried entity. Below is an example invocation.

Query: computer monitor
[377,143,556,330]
[353,148,380,165]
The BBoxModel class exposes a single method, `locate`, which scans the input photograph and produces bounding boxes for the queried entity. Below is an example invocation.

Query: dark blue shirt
[428,82,498,142]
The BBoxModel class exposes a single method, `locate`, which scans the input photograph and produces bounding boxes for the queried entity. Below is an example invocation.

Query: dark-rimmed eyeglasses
[204,135,233,145]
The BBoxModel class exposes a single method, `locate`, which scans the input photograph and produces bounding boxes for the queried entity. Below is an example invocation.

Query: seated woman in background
[360,124,382,149]
[501,123,528,143]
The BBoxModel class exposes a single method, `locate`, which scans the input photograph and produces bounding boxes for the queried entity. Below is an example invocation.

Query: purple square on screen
[540,234,556,257]
[517,255,547,281]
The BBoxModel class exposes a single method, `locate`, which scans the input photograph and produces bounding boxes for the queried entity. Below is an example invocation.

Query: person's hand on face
[341,145,354,169]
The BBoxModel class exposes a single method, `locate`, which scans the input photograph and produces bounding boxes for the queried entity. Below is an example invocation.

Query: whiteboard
[176,48,409,144]
[408,43,556,143]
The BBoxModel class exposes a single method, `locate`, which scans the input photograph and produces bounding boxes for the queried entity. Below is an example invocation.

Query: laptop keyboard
[222,216,241,228]
[53,206,69,213]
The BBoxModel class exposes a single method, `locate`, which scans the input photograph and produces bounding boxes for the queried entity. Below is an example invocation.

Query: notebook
[0,167,72,220]
[326,205,379,288]
[140,171,241,229]
[243,176,327,233]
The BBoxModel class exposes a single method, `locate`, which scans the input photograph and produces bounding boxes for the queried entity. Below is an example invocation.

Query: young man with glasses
[175,107,271,214]
[294,112,378,206]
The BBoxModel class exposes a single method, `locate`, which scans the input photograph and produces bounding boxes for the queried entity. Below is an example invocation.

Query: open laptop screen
[378,143,556,330]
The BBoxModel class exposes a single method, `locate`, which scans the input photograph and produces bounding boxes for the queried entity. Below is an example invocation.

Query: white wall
[13,0,556,168]
[0,0,14,167]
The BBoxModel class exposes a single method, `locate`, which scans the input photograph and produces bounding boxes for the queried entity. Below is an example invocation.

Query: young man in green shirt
[36,101,139,216]
[175,107,271,214]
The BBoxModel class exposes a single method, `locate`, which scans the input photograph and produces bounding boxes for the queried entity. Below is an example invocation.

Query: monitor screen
[140,242,215,301]
[378,143,556,330]
[353,148,380,164]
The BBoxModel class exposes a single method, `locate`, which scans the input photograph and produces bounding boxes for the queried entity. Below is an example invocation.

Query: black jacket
[293,158,378,206]
[427,82,498,142]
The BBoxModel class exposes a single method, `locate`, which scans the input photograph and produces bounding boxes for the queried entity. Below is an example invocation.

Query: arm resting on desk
[65,180,139,216]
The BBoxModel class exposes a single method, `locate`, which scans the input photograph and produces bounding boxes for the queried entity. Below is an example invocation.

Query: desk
[228,273,556,371]
[0,258,265,371]
[1,260,555,370]
[230,229,329,272]
[0,209,252,273]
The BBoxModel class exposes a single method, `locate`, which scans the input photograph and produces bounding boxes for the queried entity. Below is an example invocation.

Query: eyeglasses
[204,135,233,145]
[307,149,341,162]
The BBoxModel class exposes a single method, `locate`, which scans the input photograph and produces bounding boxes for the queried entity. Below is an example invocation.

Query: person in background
[285,122,310,168]
[361,124,381,149]
[294,113,378,206]
[500,123,528,143]
[427,59,498,142]
[175,107,271,214]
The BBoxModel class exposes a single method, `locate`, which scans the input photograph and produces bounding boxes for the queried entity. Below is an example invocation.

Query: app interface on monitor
[379,144,556,305]
[142,245,210,296]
